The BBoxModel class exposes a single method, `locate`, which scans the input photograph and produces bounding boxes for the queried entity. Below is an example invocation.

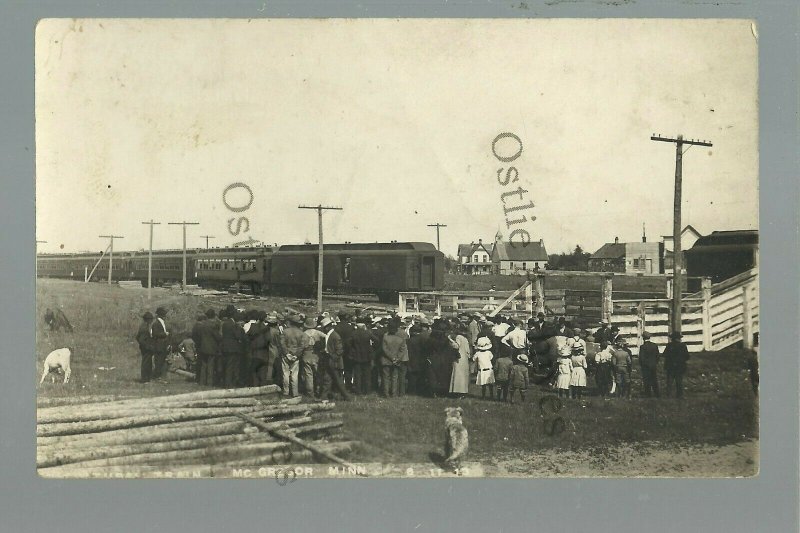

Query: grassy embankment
[36,279,758,475]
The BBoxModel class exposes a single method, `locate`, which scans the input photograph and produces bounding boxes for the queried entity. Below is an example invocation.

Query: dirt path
[478,440,758,478]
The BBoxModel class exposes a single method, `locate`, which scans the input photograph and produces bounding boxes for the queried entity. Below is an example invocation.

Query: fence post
[525,282,534,319]
[701,278,712,350]
[637,300,646,347]
[452,295,459,315]
[601,274,613,324]
[435,294,442,317]
[666,276,673,299]
[534,274,545,316]
[742,284,753,350]
[398,293,407,314]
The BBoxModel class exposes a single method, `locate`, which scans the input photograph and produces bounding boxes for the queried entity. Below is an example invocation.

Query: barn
[684,230,759,283]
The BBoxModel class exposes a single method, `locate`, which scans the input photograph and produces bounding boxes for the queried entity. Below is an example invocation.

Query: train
[36,242,445,302]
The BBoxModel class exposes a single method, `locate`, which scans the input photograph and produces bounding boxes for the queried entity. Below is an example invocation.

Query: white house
[456,239,494,274]
[662,225,703,274]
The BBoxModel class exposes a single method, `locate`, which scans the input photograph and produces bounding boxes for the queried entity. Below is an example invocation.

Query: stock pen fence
[399,268,759,355]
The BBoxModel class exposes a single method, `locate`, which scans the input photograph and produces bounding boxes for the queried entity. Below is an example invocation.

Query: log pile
[37,385,359,478]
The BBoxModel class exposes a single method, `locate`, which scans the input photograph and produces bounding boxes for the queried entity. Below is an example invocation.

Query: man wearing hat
[263,312,282,386]
[279,314,308,397]
[663,331,690,398]
[302,317,326,397]
[150,306,171,381]
[638,331,661,398]
[136,311,155,383]
[221,305,249,388]
[194,309,222,386]
[335,311,356,391]
[350,317,376,395]
[247,311,271,386]
[594,320,611,344]
[319,316,351,401]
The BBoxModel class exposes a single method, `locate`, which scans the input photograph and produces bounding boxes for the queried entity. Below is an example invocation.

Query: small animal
[40,348,72,384]
[443,406,469,468]
[44,308,73,332]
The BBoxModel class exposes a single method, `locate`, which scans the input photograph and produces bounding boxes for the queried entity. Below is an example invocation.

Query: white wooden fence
[610,268,759,354]
[400,267,758,355]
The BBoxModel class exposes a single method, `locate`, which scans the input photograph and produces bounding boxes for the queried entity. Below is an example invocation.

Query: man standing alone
[150,307,171,381]
[663,331,690,398]
[638,331,661,398]
[136,311,155,383]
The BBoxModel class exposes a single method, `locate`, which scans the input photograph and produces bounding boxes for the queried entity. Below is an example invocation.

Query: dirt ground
[481,440,758,478]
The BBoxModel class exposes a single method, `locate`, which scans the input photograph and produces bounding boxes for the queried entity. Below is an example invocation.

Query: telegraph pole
[200,235,215,249]
[651,133,712,335]
[298,205,343,312]
[35,240,47,278]
[427,223,447,251]
[168,221,199,288]
[141,220,161,298]
[99,235,124,284]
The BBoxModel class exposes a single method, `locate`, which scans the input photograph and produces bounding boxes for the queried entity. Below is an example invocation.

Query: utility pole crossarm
[99,235,124,285]
[427,223,447,251]
[651,135,713,147]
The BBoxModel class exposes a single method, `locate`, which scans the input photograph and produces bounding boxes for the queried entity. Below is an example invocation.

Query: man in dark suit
[136,311,155,383]
[248,311,271,386]
[638,331,661,398]
[150,306,171,381]
[335,311,356,391]
[350,318,376,395]
[319,317,351,401]
[195,309,222,386]
[663,331,690,398]
[221,305,248,388]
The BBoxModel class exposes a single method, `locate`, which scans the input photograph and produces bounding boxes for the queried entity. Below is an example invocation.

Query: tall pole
[99,235,124,285]
[200,235,215,249]
[427,223,447,251]
[141,220,161,299]
[651,133,712,335]
[35,240,47,278]
[168,221,199,288]
[299,204,343,312]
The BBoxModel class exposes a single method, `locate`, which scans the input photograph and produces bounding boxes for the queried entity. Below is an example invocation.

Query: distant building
[589,236,663,274]
[685,229,759,283]
[492,238,548,275]
[662,224,703,274]
[456,239,494,275]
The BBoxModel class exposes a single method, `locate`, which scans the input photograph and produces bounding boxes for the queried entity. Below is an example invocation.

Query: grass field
[36,279,758,477]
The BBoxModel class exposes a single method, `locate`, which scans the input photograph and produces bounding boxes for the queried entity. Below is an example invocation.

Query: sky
[35,19,758,257]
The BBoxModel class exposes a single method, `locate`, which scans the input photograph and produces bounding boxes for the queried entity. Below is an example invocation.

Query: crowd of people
[134,305,692,401]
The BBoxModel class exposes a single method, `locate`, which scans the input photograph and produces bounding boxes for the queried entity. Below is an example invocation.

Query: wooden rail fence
[400,268,759,355]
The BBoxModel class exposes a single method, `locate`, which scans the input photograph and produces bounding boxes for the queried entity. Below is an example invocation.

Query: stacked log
[37,385,358,478]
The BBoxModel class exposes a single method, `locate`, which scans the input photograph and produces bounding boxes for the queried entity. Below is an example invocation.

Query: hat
[142,311,154,320]
[266,312,279,324]
[155,306,168,317]
[475,337,492,351]
[288,313,304,325]
[337,311,350,319]
[225,304,237,316]
[303,317,317,329]
[319,316,334,328]
[599,320,609,326]
[205,309,216,319]
[516,353,529,363]
[417,317,431,326]
[371,316,382,325]
[642,331,651,340]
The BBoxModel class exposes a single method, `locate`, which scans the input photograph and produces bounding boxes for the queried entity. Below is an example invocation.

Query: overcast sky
[35,19,758,257]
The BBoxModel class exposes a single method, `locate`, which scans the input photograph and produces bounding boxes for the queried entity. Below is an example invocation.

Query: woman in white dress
[449,330,471,397]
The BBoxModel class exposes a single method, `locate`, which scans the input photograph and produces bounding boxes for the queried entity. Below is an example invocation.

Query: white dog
[444,406,468,468]
[40,348,72,384]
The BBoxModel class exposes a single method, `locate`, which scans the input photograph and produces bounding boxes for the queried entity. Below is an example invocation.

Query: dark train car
[270,242,444,301]
[684,230,759,283]
[193,246,274,293]
[37,251,133,281]
[128,249,195,286]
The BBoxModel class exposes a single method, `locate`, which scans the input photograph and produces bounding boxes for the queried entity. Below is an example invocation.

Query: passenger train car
[37,242,444,299]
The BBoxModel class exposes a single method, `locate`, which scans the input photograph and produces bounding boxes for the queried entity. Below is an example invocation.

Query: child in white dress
[473,336,496,399]
[555,353,573,399]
